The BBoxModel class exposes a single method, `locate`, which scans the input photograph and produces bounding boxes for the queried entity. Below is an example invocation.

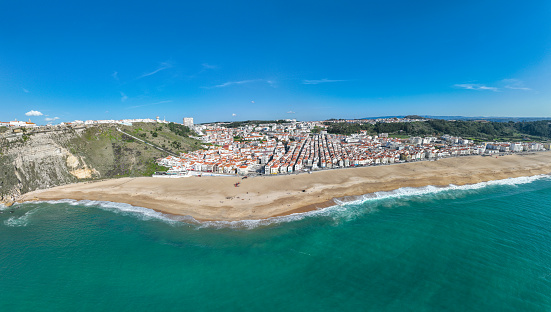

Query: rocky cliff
[0,123,199,205]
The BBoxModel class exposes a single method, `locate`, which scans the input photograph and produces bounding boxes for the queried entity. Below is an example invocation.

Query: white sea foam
[334,174,550,207]
[3,209,39,227]
[14,174,550,229]
[37,199,188,225]
[199,174,551,229]
[27,198,362,230]
[197,203,379,229]
[4,217,26,227]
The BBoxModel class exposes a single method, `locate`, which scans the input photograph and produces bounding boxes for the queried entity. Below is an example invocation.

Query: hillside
[326,119,551,141]
[0,123,200,205]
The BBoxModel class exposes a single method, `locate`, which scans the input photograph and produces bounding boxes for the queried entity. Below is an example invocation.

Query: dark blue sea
[2,175,551,311]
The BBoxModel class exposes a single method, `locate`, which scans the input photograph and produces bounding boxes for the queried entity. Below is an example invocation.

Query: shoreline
[18,153,551,221]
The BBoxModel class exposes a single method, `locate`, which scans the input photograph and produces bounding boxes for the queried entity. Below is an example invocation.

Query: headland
[19,152,551,221]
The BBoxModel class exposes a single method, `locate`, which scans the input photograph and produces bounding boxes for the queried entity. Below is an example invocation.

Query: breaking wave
[3,209,40,227]
[334,174,550,206]
[9,174,550,229]
[37,199,196,225]
[200,174,550,229]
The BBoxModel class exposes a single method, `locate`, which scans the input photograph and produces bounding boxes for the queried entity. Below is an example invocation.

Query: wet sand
[20,153,551,221]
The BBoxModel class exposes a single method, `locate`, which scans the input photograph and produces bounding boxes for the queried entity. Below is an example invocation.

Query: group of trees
[515,121,551,138]
[224,120,288,128]
[325,119,551,140]
[170,141,182,150]
[325,122,374,135]
[167,122,192,137]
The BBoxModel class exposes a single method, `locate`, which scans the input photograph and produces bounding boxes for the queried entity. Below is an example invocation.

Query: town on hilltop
[2,115,549,177]
[156,117,550,177]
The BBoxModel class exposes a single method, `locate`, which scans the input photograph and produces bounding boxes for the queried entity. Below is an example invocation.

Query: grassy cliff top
[66,122,201,178]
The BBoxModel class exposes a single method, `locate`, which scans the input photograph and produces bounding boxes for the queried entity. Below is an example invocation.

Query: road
[116,128,178,157]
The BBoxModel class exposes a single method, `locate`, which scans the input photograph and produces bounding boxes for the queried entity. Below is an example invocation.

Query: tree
[311,126,322,134]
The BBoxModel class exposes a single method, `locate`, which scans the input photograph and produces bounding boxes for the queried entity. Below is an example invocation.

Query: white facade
[8,120,36,127]
[183,117,194,128]
[510,143,523,152]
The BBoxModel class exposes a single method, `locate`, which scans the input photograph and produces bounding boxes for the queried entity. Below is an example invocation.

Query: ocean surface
[2,176,551,311]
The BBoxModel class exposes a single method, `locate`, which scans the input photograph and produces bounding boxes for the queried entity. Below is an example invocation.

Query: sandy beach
[20,153,551,221]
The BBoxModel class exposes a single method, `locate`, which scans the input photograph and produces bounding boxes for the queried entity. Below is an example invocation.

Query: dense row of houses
[61,117,167,127]
[262,134,483,174]
[157,139,281,175]
[0,119,37,127]
[1,117,168,129]
[156,119,549,176]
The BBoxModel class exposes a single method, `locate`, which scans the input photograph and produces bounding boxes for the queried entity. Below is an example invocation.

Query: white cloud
[502,79,531,91]
[302,78,346,85]
[232,113,237,116]
[22,88,30,93]
[453,84,499,92]
[214,79,259,88]
[209,79,275,88]
[287,111,296,114]
[202,63,217,69]
[112,71,119,81]
[44,117,59,122]
[505,86,530,91]
[138,62,172,79]
[25,110,43,116]
[120,92,128,102]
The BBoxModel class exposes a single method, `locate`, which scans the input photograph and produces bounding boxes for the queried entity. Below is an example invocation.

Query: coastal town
[2,116,549,177]
[156,117,550,176]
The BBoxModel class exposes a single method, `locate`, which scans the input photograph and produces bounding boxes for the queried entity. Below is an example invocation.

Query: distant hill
[361,115,551,122]
[404,115,426,119]
[426,116,551,122]
[327,119,551,140]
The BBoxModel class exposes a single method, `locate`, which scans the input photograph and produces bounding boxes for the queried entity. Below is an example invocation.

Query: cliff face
[1,130,78,204]
[0,123,198,205]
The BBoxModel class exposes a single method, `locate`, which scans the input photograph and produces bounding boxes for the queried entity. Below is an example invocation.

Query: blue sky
[1,0,550,124]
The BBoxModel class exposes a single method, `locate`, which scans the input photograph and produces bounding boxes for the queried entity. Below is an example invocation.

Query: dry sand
[20,153,551,221]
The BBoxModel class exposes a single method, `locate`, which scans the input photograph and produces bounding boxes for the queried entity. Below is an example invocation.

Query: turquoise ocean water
[2,175,551,311]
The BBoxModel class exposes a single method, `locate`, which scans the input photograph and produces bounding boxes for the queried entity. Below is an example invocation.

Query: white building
[529,143,544,151]
[9,119,36,127]
[183,117,194,128]
[410,137,422,145]
[155,116,168,124]
[510,143,523,152]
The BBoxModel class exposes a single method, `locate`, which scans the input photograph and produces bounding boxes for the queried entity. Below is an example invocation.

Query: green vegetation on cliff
[326,120,551,141]
[0,123,201,203]
[167,122,193,137]
[66,123,199,177]
[222,120,289,128]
